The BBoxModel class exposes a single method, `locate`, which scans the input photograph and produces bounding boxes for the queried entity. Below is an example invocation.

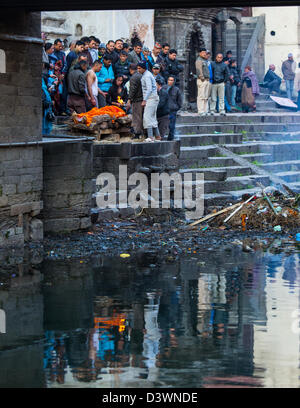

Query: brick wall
[0,146,43,248]
[42,141,93,233]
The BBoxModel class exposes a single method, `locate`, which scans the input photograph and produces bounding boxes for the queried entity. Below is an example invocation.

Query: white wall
[60,10,155,47]
[253,6,300,76]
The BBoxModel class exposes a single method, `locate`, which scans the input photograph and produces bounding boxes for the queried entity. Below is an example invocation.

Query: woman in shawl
[241,65,260,113]
[106,75,129,112]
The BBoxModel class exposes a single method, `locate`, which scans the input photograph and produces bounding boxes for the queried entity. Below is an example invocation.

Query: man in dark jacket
[105,40,119,65]
[152,63,165,84]
[282,53,296,100]
[67,60,88,114]
[79,36,93,67]
[264,64,282,94]
[128,63,144,138]
[209,53,229,115]
[114,51,130,83]
[228,59,241,106]
[128,42,143,64]
[156,77,170,139]
[163,49,183,87]
[167,76,182,140]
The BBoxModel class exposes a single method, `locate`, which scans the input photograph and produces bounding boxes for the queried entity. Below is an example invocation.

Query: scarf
[242,70,260,95]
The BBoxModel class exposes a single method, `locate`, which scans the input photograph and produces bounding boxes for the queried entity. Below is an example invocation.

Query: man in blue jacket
[96,55,115,107]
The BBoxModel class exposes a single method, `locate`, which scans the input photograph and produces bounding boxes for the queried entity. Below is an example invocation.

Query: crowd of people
[196,49,300,116]
[42,36,183,141]
[196,48,261,115]
[41,34,300,137]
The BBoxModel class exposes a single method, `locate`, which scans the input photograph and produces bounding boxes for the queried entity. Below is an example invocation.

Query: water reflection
[0,240,299,387]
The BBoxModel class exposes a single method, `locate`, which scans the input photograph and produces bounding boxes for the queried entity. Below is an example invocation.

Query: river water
[0,238,300,388]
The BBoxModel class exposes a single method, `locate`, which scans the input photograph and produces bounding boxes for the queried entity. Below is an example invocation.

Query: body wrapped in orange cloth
[72,106,126,127]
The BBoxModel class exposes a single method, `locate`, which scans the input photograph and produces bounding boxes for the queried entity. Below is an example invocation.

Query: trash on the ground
[120,253,130,258]
[274,225,282,232]
[296,233,300,241]
[188,189,300,231]
[189,202,242,227]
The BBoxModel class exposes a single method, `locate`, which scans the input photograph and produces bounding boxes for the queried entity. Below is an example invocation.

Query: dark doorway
[188,31,202,103]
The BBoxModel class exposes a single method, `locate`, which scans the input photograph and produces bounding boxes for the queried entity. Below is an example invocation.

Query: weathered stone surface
[30,219,43,242]
[44,218,81,233]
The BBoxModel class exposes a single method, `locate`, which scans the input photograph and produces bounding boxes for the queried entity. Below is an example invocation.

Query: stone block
[0,195,8,207]
[10,202,33,216]
[17,183,32,194]
[29,219,43,242]
[44,218,81,233]
[3,184,16,195]
[80,217,91,230]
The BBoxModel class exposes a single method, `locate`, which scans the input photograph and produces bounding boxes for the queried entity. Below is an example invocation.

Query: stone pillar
[220,21,227,55]
[236,20,242,72]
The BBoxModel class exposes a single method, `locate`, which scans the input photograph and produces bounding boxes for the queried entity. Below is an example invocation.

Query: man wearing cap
[156,77,170,139]
[98,43,106,63]
[282,53,296,100]
[196,48,211,116]
[137,61,161,141]
[128,63,144,139]
[152,64,165,84]
[141,46,154,70]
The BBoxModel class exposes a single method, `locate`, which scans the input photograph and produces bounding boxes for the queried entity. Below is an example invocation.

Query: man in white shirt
[137,61,161,141]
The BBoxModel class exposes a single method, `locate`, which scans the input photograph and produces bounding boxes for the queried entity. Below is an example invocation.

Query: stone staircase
[226,17,258,66]
[176,112,300,208]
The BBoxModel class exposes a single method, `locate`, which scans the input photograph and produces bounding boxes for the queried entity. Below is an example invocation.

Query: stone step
[261,160,300,172]
[275,171,300,183]
[183,174,269,194]
[176,123,300,134]
[180,165,252,178]
[259,141,300,161]
[226,185,275,200]
[177,113,300,124]
[180,145,218,159]
[179,133,242,146]
[224,143,261,155]
[247,132,300,142]
[180,167,227,181]
[289,181,300,193]
[235,152,272,163]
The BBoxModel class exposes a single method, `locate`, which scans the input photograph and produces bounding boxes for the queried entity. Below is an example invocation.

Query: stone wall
[42,141,94,234]
[0,11,44,249]
[92,140,180,219]
[0,146,43,249]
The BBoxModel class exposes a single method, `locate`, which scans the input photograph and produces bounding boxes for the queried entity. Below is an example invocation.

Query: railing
[241,14,265,75]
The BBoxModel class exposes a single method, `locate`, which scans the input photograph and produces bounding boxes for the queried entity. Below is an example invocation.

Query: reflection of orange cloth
[73,106,126,126]
[94,314,126,332]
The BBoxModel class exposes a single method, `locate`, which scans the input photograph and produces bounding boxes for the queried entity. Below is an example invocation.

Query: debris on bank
[189,187,300,232]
